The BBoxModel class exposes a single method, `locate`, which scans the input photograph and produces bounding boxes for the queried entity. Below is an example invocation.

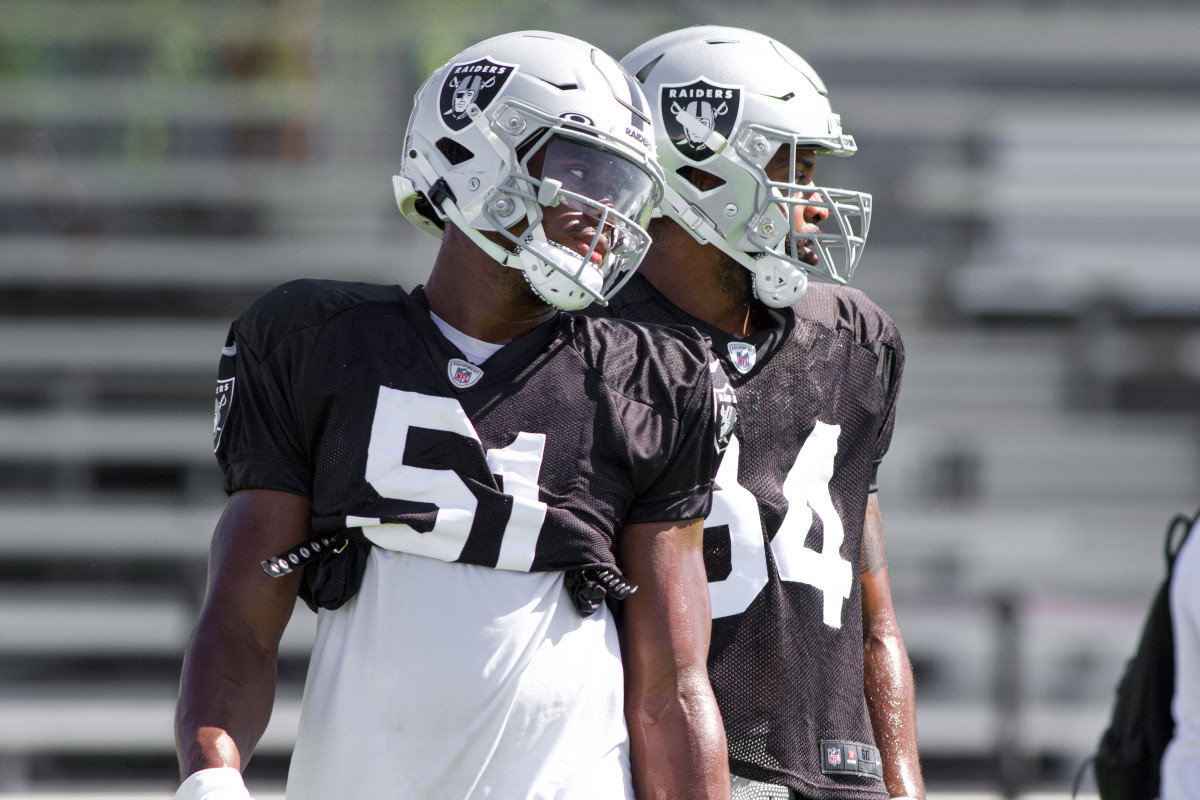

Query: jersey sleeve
[213,296,314,497]
[869,316,904,492]
[621,336,720,526]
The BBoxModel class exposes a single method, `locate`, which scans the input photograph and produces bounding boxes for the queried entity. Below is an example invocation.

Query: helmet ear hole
[435,137,475,166]
[677,166,725,192]
[412,195,446,231]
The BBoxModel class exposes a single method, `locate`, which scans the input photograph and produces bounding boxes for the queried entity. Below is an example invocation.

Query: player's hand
[174,767,255,800]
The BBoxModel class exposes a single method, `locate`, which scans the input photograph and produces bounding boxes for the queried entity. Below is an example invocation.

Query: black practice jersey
[599,274,904,799]
[212,279,721,594]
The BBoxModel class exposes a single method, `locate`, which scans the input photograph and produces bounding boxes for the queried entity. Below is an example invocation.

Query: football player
[1163,514,1200,799]
[174,31,733,800]
[607,26,925,800]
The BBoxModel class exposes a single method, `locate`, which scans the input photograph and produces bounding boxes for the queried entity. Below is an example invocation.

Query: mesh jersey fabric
[596,273,904,799]
[210,278,722,797]
[214,279,719,575]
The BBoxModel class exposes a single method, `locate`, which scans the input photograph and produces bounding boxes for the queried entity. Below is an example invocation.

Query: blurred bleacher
[1,0,1198,795]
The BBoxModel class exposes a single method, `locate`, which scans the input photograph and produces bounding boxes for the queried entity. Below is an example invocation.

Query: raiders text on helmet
[621,26,872,305]
[395,31,665,311]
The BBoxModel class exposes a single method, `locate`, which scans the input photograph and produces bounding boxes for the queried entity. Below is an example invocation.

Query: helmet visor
[539,137,659,226]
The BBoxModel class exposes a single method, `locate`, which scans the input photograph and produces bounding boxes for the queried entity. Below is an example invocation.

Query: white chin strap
[429,191,604,312]
[665,189,809,309]
[750,252,809,308]
[517,224,604,312]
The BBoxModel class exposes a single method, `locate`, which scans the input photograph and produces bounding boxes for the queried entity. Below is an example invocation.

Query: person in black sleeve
[608,26,925,800]
[174,30,732,800]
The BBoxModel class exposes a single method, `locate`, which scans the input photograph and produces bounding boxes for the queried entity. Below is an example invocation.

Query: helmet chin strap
[518,223,604,311]
[664,187,809,309]
[517,177,606,310]
[407,145,610,311]
[750,253,809,308]
[434,188,604,312]
[399,148,528,272]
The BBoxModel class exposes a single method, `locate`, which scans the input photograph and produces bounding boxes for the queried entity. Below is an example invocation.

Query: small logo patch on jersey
[660,78,742,163]
[819,740,883,779]
[709,360,738,453]
[213,377,235,452]
[727,341,756,374]
[439,57,517,132]
[447,358,484,388]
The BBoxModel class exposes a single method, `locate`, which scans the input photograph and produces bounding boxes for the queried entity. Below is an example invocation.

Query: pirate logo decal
[659,79,742,163]
[438,58,517,132]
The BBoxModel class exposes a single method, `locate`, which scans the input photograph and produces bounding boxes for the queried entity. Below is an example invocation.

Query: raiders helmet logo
[447,358,484,389]
[438,57,517,132]
[726,341,756,375]
[660,79,742,163]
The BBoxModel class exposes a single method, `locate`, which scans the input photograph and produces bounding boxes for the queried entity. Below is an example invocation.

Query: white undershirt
[430,311,505,365]
[289,553,631,799]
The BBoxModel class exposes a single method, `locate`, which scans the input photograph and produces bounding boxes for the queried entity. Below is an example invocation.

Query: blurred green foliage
[0,0,689,162]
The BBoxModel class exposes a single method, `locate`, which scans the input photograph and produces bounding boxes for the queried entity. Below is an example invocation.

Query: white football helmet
[395,31,665,311]
[621,26,872,306]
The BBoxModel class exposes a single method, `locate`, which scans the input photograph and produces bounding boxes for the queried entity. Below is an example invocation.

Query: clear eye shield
[537,137,659,228]
[472,132,660,309]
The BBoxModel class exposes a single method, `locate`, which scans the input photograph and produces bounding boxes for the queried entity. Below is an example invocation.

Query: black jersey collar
[408,286,567,391]
[621,273,794,379]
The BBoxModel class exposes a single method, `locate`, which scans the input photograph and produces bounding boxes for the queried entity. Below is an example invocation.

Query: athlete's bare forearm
[863,608,924,798]
[861,494,924,799]
[620,518,731,799]
[175,619,278,777]
[175,490,310,780]
[626,666,731,799]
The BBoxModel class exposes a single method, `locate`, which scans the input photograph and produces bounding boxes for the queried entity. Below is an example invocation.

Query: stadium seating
[2,1,1198,794]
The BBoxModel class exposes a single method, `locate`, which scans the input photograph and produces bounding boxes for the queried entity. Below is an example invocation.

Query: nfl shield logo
[660,78,743,163]
[447,358,484,389]
[827,746,841,767]
[726,341,756,374]
[439,58,517,132]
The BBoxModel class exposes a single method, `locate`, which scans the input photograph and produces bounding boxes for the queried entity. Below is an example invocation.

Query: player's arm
[619,517,731,800]
[860,492,925,800]
[175,489,311,792]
